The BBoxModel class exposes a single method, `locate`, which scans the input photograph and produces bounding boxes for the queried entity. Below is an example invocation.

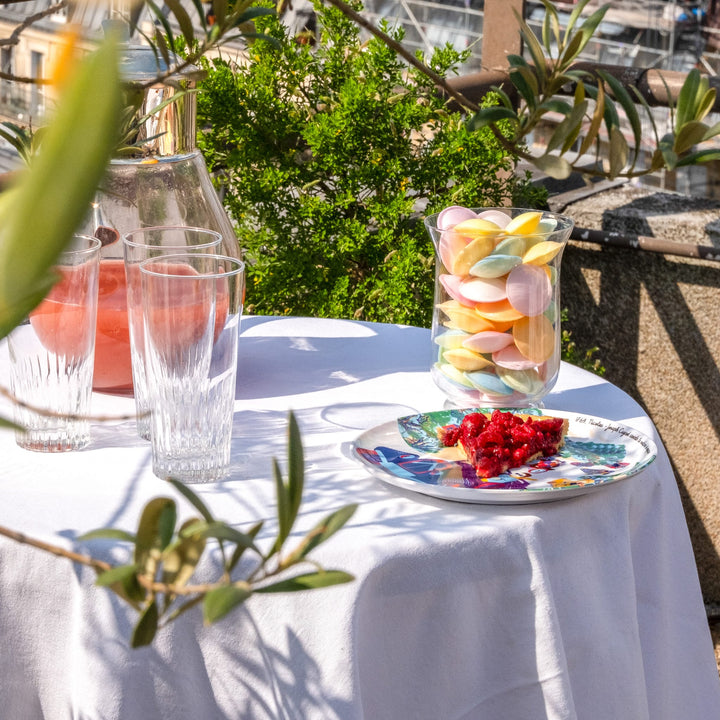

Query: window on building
[30,51,44,118]
[0,47,13,106]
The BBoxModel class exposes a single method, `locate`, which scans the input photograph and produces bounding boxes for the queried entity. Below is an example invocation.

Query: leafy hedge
[195,1,545,327]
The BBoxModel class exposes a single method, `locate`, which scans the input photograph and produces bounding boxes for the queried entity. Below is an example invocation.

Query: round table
[0,316,718,720]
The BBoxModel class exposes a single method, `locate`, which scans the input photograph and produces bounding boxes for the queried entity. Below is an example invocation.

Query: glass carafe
[82,46,239,394]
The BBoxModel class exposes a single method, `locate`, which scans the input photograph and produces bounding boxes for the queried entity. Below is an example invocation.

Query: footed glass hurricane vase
[424,207,574,409]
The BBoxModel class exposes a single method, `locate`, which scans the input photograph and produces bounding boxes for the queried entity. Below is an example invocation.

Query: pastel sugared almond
[464,371,515,396]
[492,235,526,257]
[462,330,514,354]
[435,329,470,349]
[443,348,494,372]
[492,343,538,370]
[469,254,522,279]
[523,240,563,266]
[496,366,545,395]
[438,301,501,334]
[437,205,478,230]
[451,235,495,276]
[439,229,469,271]
[439,273,476,307]
[459,276,507,304]
[436,362,474,387]
[476,209,512,229]
[513,314,555,363]
[506,263,552,317]
[474,298,525,324]
[504,211,543,236]
[452,218,502,237]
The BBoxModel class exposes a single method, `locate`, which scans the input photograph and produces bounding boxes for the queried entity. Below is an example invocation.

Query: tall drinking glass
[8,235,101,451]
[139,253,245,483]
[123,226,222,439]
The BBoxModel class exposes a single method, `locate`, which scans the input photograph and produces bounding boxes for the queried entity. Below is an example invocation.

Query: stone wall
[556,185,720,607]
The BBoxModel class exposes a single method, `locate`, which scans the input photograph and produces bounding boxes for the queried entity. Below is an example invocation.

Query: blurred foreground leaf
[0,36,121,339]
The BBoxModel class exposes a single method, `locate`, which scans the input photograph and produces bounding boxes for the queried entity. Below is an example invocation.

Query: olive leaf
[95,563,146,605]
[132,599,160,648]
[227,521,263,573]
[0,414,26,432]
[674,121,711,155]
[596,69,642,168]
[165,477,216,523]
[164,0,195,45]
[96,563,141,587]
[162,518,207,590]
[533,153,573,180]
[281,504,358,567]
[203,582,252,624]
[134,497,177,578]
[256,570,355,593]
[79,528,137,544]
[577,81,605,158]
[180,519,262,556]
[0,35,121,340]
[270,412,305,555]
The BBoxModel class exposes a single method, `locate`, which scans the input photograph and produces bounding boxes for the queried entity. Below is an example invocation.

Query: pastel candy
[459,276,507,303]
[492,344,538,370]
[439,274,475,307]
[443,348,494,372]
[465,371,514,396]
[435,329,470,349]
[506,263,552,317]
[523,240,563,266]
[452,218,503,237]
[436,362,474,388]
[475,298,525,324]
[504,211,542,236]
[537,217,558,233]
[492,235,526,257]
[438,301,500,334]
[439,229,469,271]
[476,210,512,229]
[469,254,522,278]
[523,235,545,252]
[496,366,545,395]
[437,205,478,230]
[462,330,514,354]
[513,315,555,363]
[451,235,495,275]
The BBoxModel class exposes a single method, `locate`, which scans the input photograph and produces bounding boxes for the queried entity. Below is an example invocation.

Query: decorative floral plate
[350,408,657,504]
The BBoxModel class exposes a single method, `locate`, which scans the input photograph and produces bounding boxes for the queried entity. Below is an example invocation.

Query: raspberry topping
[438,410,567,478]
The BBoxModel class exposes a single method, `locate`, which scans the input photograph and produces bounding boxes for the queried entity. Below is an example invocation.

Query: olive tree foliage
[465,0,720,180]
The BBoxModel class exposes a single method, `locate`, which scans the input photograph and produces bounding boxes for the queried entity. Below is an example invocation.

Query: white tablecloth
[0,316,718,720]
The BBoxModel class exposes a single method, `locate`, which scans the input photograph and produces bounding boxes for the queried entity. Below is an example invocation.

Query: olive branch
[0,411,356,647]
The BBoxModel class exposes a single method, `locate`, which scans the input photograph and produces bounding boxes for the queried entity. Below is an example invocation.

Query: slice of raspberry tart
[437,409,569,478]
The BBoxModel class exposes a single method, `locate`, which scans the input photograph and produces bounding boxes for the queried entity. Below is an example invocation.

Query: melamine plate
[350,408,657,504]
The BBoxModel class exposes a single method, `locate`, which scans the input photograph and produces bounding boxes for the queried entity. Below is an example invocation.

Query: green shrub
[196,1,544,326]
[560,309,605,375]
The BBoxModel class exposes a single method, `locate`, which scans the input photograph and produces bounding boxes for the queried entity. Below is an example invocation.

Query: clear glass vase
[424,207,574,408]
